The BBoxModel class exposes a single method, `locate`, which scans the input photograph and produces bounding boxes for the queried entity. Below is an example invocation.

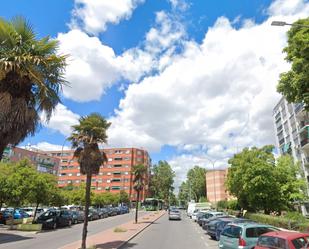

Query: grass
[113,227,128,233]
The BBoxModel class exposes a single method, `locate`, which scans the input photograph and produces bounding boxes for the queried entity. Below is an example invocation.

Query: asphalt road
[0,211,145,249]
[122,211,219,249]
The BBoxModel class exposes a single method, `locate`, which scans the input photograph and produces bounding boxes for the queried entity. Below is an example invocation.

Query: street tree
[227,146,304,214]
[277,18,309,110]
[178,181,189,206]
[187,166,207,202]
[132,164,147,223]
[27,172,58,219]
[119,190,130,206]
[0,162,13,209]
[150,160,175,204]
[68,113,111,249]
[0,17,67,159]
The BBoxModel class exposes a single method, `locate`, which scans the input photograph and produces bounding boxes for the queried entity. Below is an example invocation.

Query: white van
[187,202,212,218]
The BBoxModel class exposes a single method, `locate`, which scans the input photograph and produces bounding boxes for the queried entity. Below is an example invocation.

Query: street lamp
[205,157,217,207]
[271,21,309,28]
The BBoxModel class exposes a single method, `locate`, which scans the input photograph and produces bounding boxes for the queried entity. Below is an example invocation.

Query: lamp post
[205,157,217,207]
[271,21,309,28]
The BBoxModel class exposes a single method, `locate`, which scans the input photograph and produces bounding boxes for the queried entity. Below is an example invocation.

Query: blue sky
[1,0,308,188]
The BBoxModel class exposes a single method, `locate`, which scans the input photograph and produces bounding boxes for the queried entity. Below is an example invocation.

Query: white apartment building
[273,97,309,192]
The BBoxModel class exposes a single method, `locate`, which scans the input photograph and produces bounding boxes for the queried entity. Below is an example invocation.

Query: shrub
[227,200,239,210]
[244,212,309,231]
[217,200,228,210]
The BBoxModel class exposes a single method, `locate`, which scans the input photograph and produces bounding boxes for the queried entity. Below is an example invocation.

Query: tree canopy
[150,160,175,203]
[227,146,305,213]
[187,166,207,202]
[277,18,309,110]
[0,17,67,159]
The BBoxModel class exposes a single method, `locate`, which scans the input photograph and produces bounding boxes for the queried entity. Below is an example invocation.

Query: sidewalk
[60,210,166,249]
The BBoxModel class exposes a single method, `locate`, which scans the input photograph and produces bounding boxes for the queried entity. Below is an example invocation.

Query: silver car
[169,208,181,220]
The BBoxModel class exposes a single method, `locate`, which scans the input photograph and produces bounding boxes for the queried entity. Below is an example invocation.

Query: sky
[1,0,308,189]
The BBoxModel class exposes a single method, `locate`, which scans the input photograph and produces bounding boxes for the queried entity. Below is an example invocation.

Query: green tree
[187,166,207,202]
[68,113,111,249]
[0,17,67,159]
[27,172,58,219]
[150,161,175,204]
[0,162,13,209]
[277,18,309,110]
[178,181,189,207]
[132,164,147,223]
[119,190,130,205]
[227,146,304,214]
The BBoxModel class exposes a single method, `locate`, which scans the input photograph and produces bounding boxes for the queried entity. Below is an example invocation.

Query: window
[258,236,287,249]
[75,180,80,183]
[68,173,73,176]
[115,150,122,154]
[292,237,308,249]
[91,186,96,190]
[112,178,121,182]
[113,172,121,175]
[125,150,130,154]
[114,157,122,161]
[137,158,143,162]
[107,164,112,168]
[77,173,81,176]
[125,172,129,175]
[60,173,66,176]
[114,164,122,168]
[107,180,111,183]
[124,164,129,168]
[107,172,111,175]
[99,172,103,176]
[246,227,277,238]
[111,186,121,190]
[97,187,102,190]
[221,225,241,238]
[61,159,68,163]
[124,157,130,161]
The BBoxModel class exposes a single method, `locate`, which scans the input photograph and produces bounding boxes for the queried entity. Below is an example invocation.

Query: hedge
[244,212,309,232]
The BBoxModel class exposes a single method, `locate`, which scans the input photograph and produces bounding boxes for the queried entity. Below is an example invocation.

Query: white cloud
[28,142,70,151]
[57,30,120,102]
[108,0,309,167]
[41,104,80,136]
[70,0,144,34]
[58,11,186,102]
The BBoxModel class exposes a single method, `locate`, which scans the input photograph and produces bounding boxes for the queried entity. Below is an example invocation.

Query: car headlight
[46,218,53,222]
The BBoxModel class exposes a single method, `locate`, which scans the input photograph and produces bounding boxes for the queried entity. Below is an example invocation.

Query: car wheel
[52,222,57,230]
[211,236,216,240]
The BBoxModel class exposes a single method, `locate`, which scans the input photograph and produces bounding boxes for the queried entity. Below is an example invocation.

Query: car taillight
[239,238,246,248]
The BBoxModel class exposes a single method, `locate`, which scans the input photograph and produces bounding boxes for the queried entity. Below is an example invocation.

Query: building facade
[272,97,309,193]
[4,146,60,175]
[47,148,151,202]
[206,169,230,203]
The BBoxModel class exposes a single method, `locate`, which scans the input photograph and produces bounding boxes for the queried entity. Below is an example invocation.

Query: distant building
[46,148,151,202]
[206,169,230,203]
[4,146,60,175]
[272,97,309,193]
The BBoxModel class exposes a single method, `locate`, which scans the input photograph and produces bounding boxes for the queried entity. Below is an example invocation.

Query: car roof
[260,231,309,240]
[229,223,275,228]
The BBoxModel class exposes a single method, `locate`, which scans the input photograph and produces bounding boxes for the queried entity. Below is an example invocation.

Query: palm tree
[0,17,67,160]
[68,113,111,249]
[132,164,147,223]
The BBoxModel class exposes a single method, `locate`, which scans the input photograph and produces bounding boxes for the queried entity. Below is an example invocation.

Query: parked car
[195,210,210,223]
[120,206,129,214]
[2,209,30,224]
[215,218,255,241]
[201,213,229,229]
[169,208,181,220]
[35,210,73,229]
[256,231,309,249]
[0,211,4,224]
[97,208,109,219]
[88,209,100,221]
[71,210,84,224]
[207,218,235,240]
[219,223,279,249]
[107,207,118,216]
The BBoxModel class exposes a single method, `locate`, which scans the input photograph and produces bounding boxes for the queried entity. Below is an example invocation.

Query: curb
[117,211,166,249]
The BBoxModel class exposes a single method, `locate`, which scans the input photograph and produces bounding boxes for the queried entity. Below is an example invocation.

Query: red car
[256,231,309,249]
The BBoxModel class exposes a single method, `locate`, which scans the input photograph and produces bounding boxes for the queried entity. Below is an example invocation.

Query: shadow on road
[0,233,33,244]
[94,240,137,249]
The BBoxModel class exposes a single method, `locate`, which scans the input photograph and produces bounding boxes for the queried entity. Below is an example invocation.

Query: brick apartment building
[206,169,231,203]
[3,146,60,175]
[47,148,151,202]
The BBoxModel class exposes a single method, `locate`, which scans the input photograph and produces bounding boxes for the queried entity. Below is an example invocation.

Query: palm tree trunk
[135,191,140,224]
[81,172,92,249]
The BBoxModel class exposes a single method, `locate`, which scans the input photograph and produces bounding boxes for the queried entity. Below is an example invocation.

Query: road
[122,211,219,249]
[0,211,145,249]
